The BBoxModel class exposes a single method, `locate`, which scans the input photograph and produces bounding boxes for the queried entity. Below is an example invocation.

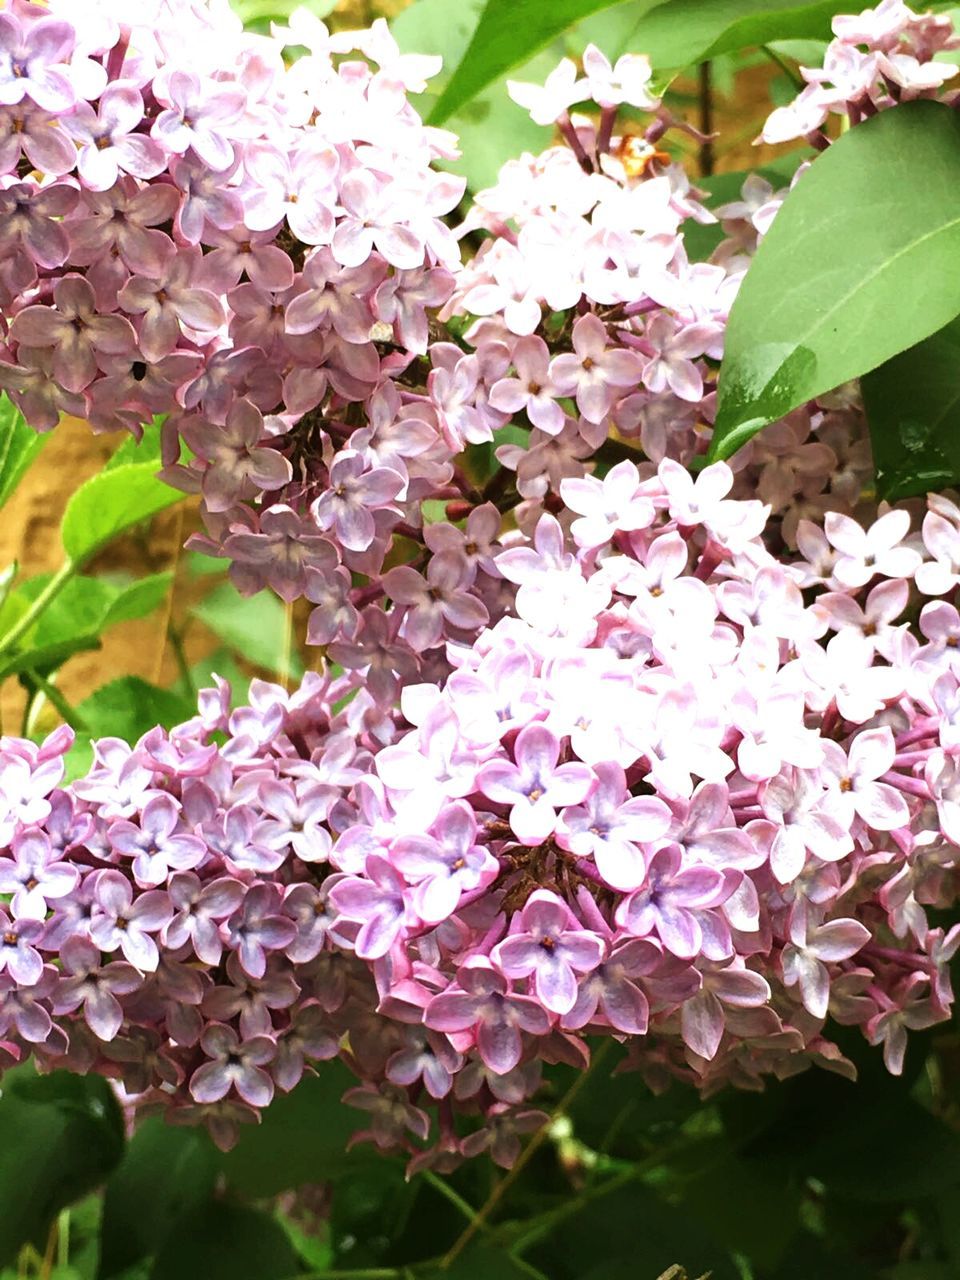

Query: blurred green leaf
[711,101,960,460]
[150,1201,298,1280]
[230,0,335,22]
[61,463,182,565]
[0,1070,124,1268]
[191,582,303,679]
[0,393,45,511]
[76,676,194,741]
[217,1062,377,1196]
[631,0,839,72]
[99,1120,218,1280]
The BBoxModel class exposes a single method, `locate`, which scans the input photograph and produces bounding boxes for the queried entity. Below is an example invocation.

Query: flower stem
[439,1041,612,1269]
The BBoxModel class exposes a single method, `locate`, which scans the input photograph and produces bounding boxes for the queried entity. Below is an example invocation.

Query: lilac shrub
[0,0,959,1171]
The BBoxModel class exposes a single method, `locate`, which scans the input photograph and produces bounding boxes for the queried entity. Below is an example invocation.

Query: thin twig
[440,1042,613,1269]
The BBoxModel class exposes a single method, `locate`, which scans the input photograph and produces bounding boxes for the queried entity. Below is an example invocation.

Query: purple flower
[390,801,499,923]
[329,855,416,960]
[386,1027,463,1099]
[332,170,424,270]
[222,884,297,980]
[53,937,142,1041]
[680,961,772,1061]
[0,13,76,113]
[0,966,56,1044]
[312,451,405,554]
[782,917,871,1019]
[10,275,136,393]
[164,873,246,966]
[0,104,75,176]
[0,911,44,985]
[425,960,551,1074]
[0,182,77,272]
[68,179,179,277]
[118,249,225,362]
[273,1003,339,1091]
[65,86,167,191]
[488,336,564,434]
[616,845,729,959]
[244,141,339,245]
[492,891,604,1015]
[556,761,671,891]
[89,871,172,972]
[383,552,489,652]
[561,938,660,1034]
[151,69,245,170]
[0,828,77,919]
[477,724,594,845]
[284,248,379,344]
[108,794,206,887]
[549,313,643,423]
[190,1022,275,1108]
[181,401,292,515]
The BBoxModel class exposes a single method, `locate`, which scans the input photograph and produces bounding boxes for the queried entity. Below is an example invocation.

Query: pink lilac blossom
[0,455,957,1173]
[1,0,959,1173]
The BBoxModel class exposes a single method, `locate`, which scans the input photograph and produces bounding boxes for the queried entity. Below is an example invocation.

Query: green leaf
[631,0,838,72]
[76,676,194,741]
[103,418,164,472]
[0,393,45,511]
[0,573,172,679]
[100,573,173,627]
[99,1120,217,1280]
[61,463,182,565]
[191,582,303,679]
[861,316,960,500]
[230,0,335,22]
[711,101,960,460]
[0,1069,124,1268]
[149,1201,298,1280]
[428,0,653,124]
[217,1062,377,1196]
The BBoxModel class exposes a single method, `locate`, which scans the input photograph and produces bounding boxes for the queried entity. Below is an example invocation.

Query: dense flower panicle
[1,456,959,1166]
[1,0,960,1168]
[760,0,960,144]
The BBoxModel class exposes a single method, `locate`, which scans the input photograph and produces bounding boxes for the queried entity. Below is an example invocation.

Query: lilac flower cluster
[2,0,960,1169]
[761,0,959,144]
[2,460,960,1169]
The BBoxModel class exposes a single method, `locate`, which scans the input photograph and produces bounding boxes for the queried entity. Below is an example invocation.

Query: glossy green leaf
[0,393,45,511]
[99,1121,217,1280]
[428,0,655,124]
[191,582,304,679]
[76,676,194,741]
[711,101,960,460]
[861,316,960,499]
[0,1069,124,1268]
[631,0,838,71]
[60,463,182,565]
[149,1201,298,1280]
